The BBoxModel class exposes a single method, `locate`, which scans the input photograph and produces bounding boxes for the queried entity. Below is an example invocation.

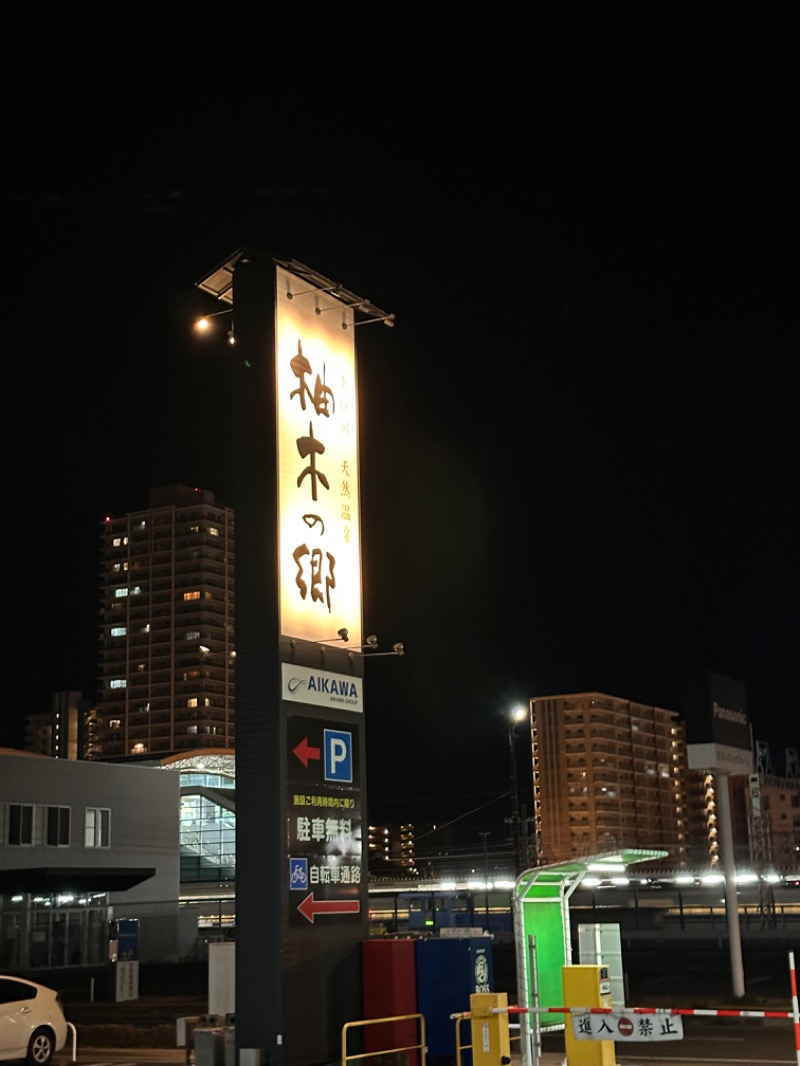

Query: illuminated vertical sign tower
[196,251,393,1066]
[275,263,363,646]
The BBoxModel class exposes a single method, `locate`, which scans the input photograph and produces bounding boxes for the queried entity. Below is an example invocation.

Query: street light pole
[716,770,746,998]
[479,830,491,924]
[507,706,526,874]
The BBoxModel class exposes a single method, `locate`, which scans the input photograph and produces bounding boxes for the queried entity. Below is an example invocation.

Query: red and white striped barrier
[496,950,800,1064]
[497,1004,793,1018]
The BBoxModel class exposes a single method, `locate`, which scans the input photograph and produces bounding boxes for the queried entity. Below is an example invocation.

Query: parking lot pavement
[59,1052,185,1065]
[57,1054,569,1066]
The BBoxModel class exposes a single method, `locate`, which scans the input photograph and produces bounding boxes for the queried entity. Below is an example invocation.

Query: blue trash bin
[416,936,494,1062]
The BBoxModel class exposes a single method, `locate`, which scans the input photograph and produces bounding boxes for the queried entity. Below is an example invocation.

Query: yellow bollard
[562,965,616,1066]
[469,992,511,1066]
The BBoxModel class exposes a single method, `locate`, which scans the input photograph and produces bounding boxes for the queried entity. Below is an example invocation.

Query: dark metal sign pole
[202,250,386,1065]
[230,253,284,1065]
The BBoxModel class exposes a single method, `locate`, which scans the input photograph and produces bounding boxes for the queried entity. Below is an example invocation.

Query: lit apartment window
[85,808,111,848]
[109,719,121,728]
[131,743,146,754]
[115,588,129,598]
[7,804,34,846]
[188,698,198,708]
[185,631,201,641]
[47,806,71,847]
[109,679,127,689]
[209,527,220,536]
[110,627,127,637]
[184,591,201,601]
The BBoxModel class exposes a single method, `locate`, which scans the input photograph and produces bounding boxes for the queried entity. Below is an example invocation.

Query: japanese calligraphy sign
[570,1011,684,1042]
[276,264,362,645]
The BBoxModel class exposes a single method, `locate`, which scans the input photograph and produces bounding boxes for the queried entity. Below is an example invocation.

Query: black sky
[4,14,798,836]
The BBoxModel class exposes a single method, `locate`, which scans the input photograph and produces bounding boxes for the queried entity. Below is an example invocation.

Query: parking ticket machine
[562,964,616,1066]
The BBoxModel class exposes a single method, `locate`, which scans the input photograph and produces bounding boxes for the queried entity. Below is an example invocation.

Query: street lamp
[479,831,491,924]
[507,705,527,874]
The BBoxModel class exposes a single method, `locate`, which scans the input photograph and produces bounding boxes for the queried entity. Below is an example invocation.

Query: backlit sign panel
[281,662,364,712]
[685,672,753,774]
[286,713,363,928]
[276,265,362,646]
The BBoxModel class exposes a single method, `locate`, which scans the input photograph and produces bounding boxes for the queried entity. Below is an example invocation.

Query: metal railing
[341,1013,427,1066]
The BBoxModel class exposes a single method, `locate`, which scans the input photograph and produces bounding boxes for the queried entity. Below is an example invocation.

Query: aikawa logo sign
[281,662,363,711]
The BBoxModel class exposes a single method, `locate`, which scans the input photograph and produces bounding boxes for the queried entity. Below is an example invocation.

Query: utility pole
[479,830,491,924]
[506,707,526,874]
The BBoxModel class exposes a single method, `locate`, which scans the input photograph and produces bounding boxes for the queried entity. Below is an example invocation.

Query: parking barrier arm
[493,1004,793,1018]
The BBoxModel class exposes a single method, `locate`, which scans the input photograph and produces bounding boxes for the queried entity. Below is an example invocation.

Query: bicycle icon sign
[289,857,309,891]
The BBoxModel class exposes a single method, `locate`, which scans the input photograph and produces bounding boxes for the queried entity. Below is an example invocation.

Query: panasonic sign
[709,682,751,752]
[713,701,748,728]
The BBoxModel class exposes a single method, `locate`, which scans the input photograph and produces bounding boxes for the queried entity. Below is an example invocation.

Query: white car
[0,977,68,1065]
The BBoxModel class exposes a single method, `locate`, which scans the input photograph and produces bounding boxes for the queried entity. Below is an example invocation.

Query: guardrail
[664,902,800,929]
[341,1013,427,1066]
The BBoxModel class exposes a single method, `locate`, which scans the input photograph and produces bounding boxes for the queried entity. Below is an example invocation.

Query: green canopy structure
[513,849,668,1063]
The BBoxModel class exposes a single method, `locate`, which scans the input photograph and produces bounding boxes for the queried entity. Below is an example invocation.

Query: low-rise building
[0,749,181,968]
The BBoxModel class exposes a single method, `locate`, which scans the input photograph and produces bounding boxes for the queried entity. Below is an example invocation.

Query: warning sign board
[571,1012,684,1042]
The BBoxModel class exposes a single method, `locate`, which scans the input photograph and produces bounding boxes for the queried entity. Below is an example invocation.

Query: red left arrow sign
[292,737,321,767]
[297,893,361,924]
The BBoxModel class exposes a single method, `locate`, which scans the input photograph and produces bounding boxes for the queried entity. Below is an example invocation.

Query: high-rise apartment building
[367,823,417,878]
[530,692,688,865]
[23,690,86,759]
[90,485,235,761]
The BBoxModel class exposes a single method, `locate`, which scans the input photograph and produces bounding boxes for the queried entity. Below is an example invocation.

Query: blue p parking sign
[324,729,352,782]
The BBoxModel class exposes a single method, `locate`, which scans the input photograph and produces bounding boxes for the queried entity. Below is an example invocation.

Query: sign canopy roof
[517,849,669,896]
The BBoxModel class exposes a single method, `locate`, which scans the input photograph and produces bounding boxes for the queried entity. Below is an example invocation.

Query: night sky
[5,15,797,846]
